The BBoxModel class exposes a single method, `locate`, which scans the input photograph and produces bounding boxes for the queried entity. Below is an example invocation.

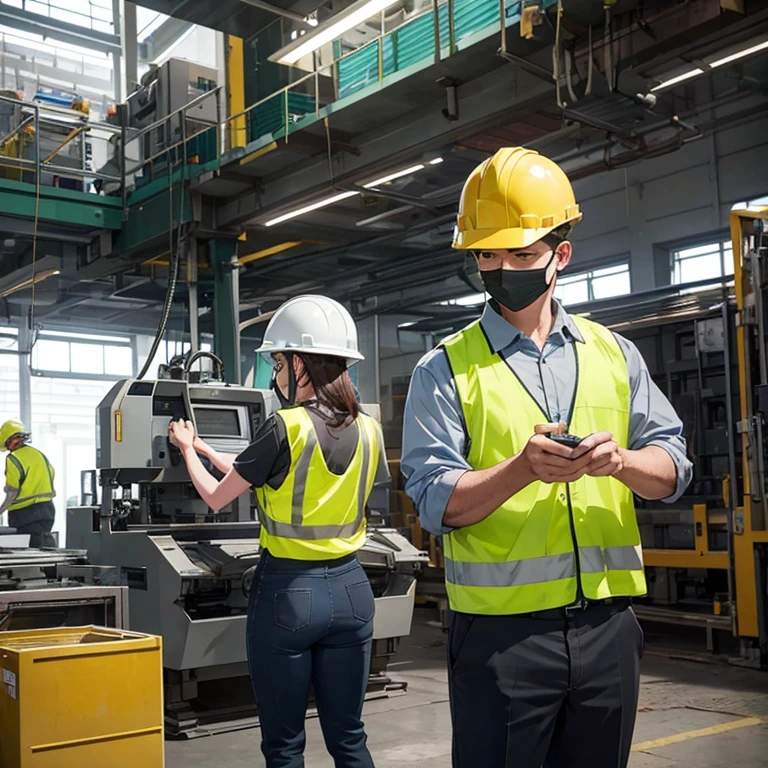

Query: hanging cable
[585,24,593,96]
[565,48,578,104]
[29,107,41,345]
[553,0,565,108]
[604,4,616,92]
[137,114,188,380]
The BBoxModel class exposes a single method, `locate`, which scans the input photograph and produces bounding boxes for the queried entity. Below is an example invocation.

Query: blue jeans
[246,549,376,768]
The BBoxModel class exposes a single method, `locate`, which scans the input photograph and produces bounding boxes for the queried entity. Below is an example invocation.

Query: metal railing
[0,93,123,195]
[0,0,544,213]
[221,0,531,150]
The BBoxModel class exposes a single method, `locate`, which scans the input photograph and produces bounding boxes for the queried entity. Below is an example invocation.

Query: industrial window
[732,194,768,210]
[0,326,20,419]
[554,262,631,306]
[30,375,119,541]
[671,240,733,285]
[31,330,133,378]
[4,0,116,34]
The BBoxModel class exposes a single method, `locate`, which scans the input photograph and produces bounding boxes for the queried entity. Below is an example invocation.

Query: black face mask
[479,252,558,312]
[270,353,296,408]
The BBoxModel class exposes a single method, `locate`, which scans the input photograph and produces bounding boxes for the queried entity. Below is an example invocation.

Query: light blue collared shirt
[401,302,694,536]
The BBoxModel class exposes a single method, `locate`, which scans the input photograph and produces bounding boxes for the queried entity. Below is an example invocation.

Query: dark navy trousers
[247,549,376,768]
[449,602,644,768]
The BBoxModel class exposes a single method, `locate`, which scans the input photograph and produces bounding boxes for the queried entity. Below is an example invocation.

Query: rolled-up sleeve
[401,349,471,536]
[615,334,694,503]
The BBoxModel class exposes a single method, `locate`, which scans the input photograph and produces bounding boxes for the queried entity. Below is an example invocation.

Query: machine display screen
[194,407,241,437]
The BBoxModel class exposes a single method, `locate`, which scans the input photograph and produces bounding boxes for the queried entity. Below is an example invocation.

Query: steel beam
[142,15,194,63]
[217,68,551,229]
[0,8,121,56]
[0,181,123,231]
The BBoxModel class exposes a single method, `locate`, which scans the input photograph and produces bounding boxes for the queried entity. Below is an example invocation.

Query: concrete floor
[166,609,768,767]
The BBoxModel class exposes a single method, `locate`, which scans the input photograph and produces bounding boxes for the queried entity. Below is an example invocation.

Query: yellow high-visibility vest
[256,407,381,560]
[5,445,56,511]
[441,315,647,615]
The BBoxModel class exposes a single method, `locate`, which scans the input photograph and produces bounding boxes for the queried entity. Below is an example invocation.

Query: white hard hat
[255,295,364,364]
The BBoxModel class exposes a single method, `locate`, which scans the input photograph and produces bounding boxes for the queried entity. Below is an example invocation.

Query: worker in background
[170,295,388,768]
[0,420,57,548]
[401,147,693,768]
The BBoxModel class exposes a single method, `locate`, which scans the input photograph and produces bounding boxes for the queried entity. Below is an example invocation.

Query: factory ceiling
[1,0,767,338]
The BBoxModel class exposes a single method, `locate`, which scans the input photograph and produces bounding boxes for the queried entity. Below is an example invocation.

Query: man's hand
[572,431,624,478]
[519,433,596,484]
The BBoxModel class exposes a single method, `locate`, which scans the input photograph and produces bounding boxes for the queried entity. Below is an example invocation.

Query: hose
[185,350,226,382]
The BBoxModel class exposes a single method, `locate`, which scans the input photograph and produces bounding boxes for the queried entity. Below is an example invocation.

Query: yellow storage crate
[0,625,164,768]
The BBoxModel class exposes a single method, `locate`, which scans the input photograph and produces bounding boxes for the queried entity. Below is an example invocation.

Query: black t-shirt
[233,403,389,493]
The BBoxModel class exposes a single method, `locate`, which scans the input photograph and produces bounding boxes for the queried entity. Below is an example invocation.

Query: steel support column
[18,316,31,429]
[188,237,199,354]
[226,35,246,150]
[122,1,138,98]
[211,239,241,384]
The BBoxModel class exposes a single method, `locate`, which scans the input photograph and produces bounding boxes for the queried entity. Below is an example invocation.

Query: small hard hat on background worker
[0,420,57,548]
[401,147,693,768]
[169,295,389,768]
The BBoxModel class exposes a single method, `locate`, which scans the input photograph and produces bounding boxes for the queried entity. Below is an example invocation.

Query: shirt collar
[479,300,585,353]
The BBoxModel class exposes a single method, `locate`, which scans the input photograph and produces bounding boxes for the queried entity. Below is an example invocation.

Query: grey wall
[569,109,768,290]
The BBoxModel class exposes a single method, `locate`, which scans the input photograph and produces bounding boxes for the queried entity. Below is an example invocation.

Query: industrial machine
[0,87,93,190]
[67,377,427,736]
[0,539,129,634]
[105,58,220,190]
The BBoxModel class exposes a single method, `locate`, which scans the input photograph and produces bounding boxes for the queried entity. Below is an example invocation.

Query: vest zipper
[564,345,584,604]
[565,487,584,603]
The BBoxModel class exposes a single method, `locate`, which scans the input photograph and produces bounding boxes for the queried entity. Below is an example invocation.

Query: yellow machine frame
[731,206,768,642]
[640,207,768,655]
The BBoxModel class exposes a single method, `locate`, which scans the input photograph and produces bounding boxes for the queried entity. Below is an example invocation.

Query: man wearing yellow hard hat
[0,420,56,548]
[402,147,692,768]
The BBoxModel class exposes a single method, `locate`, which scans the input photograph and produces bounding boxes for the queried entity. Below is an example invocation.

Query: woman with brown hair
[170,295,388,768]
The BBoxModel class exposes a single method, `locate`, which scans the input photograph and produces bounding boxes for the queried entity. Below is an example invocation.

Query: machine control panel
[97,379,278,474]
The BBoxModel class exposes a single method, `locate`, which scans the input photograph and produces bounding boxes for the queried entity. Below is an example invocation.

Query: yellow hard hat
[0,420,26,446]
[452,147,582,251]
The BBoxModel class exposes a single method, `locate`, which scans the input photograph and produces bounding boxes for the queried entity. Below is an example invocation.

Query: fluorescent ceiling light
[365,164,425,186]
[265,159,442,226]
[651,36,768,91]
[272,0,400,65]
[651,68,703,92]
[710,38,768,67]
[265,191,357,227]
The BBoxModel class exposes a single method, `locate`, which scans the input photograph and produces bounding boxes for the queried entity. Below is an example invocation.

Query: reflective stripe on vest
[444,545,644,588]
[256,408,379,560]
[258,423,371,541]
[441,314,647,615]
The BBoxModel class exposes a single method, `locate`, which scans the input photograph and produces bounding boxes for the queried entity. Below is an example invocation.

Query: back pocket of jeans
[346,581,375,622]
[274,588,312,631]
